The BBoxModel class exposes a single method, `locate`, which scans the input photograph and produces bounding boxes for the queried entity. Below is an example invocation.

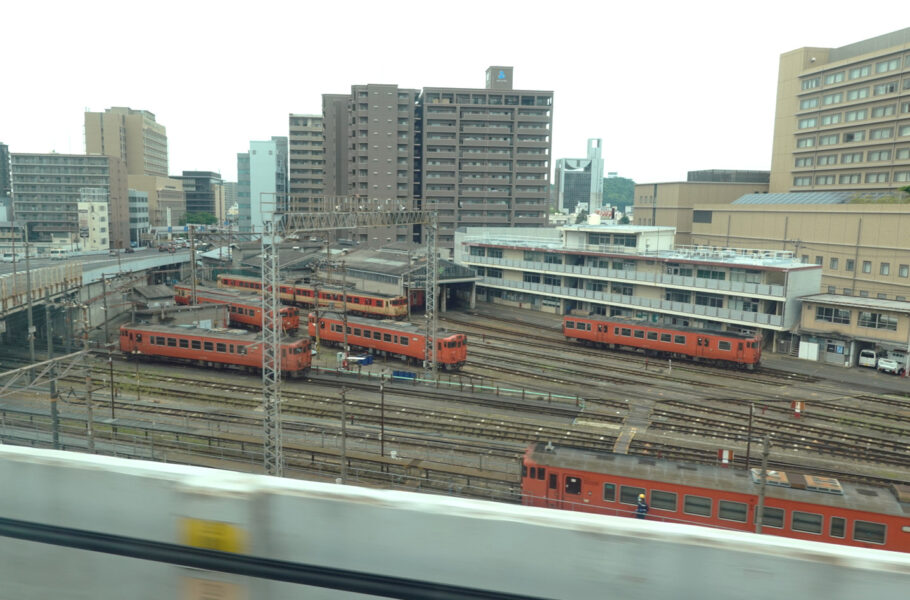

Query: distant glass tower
[555,139,604,213]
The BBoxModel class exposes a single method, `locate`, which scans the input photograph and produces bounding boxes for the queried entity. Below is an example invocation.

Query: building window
[822,92,842,105]
[817,154,838,165]
[816,307,851,324]
[899,264,909,278]
[665,290,691,303]
[821,113,841,126]
[839,174,861,184]
[799,97,818,109]
[875,58,899,73]
[824,71,844,84]
[801,77,819,90]
[865,172,889,183]
[818,134,838,145]
[898,148,910,159]
[793,176,811,186]
[794,157,814,167]
[900,125,910,137]
[867,150,891,161]
[815,175,835,185]
[845,109,867,121]
[873,82,898,96]
[880,262,890,275]
[841,152,863,164]
[862,261,872,273]
[871,104,895,118]
[846,87,869,101]
[843,130,865,143]
[814,256,823,265]
[796,137,815,148]
[694,292,724,308]
[829,257,838,270]
[798,117,817,129]
[870,127,893,140]
[897,171,910,183]
[858,312,898,331]
[849,65,870,79]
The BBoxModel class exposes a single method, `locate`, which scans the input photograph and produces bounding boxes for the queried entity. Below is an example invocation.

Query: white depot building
[454,218,822,347]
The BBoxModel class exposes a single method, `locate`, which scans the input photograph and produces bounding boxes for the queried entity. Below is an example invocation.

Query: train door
[546,472,560,508]
[736,341,745,363]
[696,337,707,358]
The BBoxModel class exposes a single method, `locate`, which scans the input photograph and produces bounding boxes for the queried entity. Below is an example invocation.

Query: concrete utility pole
[25,243,35,377]
[342,260,348,363]
[755,435,771,534]
[340,387,347,484]
[101,273,109,346]
[189,225,197,305]
[45,290,59,449]
[83,305,95,452]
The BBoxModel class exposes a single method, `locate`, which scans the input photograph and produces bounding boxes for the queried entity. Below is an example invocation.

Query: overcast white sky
[2,1,905,184]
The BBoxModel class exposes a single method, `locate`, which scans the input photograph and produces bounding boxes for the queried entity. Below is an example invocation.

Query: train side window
[830,517,846,538]
[320,321,325,329]
[660,333,671,342]
[718,500,747,522]
[621,328,631,336]
[400,337,409,346]
[646,331,658,340]
[549,474,557,490]
[620,485,645,504]
[383,333,392,342]
[633,330,644,339]
[136,334,142,342]
[204,342,214,351]
[354,328,362,336]
[191,340,201,350]
[346,326,352,335]
[738,342,743,350]
[853,520,886,544]
[703,339,710,347]
[530,467,536,479]
[373,332,381,340]
[651,490,677,511]
[229,345,234,354]
[156,336,166,345]
[792,511,823,534]
[674,335,686,344]
[167,338,177,347]
[566,321,575,329]
[521,465,527,477]
[363,329,371,338]
[238,346,247,355]
[565,477,582,495]
[537,468,545,480]
[179,339,189,348]
[756,506,784,528]
[719,340,731,351]
[683,495,712,517]
[603,483,616,502]
[614,327,619,335]
[216,343,226,353]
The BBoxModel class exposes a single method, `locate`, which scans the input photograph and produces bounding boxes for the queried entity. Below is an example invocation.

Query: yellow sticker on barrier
[180,518,247,554]
[182,577,247,600]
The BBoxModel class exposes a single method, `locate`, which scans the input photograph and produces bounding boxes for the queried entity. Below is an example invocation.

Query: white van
[858,349,878,368]
[1,252,24,263]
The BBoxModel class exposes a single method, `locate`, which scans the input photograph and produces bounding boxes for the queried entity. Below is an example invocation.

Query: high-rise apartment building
[421,67,553,250]
[237,137,288,232]
[11,153,129,249]
[322,68,553,252]
[0,142,11,200]
[770,28,910,193]
[127,189,149,246]
[555,139,604,214]
[85,107,168,177]
[288,114,324,212]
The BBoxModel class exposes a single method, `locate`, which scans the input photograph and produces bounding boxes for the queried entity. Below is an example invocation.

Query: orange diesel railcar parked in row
[563,314,762,369]
[217,274,408,320]
[173,284,300,333]
[522,443,910,553]
[308,312,467,369]
[120,324,311,377]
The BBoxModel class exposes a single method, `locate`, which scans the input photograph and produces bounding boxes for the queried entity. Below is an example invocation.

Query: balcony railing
[478,277,784,328]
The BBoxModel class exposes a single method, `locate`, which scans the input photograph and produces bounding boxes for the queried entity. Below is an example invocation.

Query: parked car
[124,247,135,254]
[858,349,878,368]
[877,358,906,376]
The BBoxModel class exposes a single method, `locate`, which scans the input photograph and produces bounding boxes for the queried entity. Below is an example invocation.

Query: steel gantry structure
[260,202,438,476]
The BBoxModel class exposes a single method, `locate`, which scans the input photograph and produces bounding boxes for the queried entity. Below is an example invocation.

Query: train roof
[526,443,908,517]
[565,314,761,341]
[174,284,262,303]
[121,323,306,344]
[313,312,461,338]
[218,273,405,299]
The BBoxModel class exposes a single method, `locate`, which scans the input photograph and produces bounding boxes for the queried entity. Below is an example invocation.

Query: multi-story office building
[237,137,287,232]
[0,142,11,200]
[322,68,554,252]
[288,114,324,213]
[554,139,604,214]
[128,189,150,246]
[633,170,769,244]
[11,153,129,250]
[454,222,821,346]
[78,200,111,252]
[770,28,910,193]
[223,181,237,224]
[173,171,224,220]
[422,67,553,251]
[128,175,185,228]
[85,107,168,177]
